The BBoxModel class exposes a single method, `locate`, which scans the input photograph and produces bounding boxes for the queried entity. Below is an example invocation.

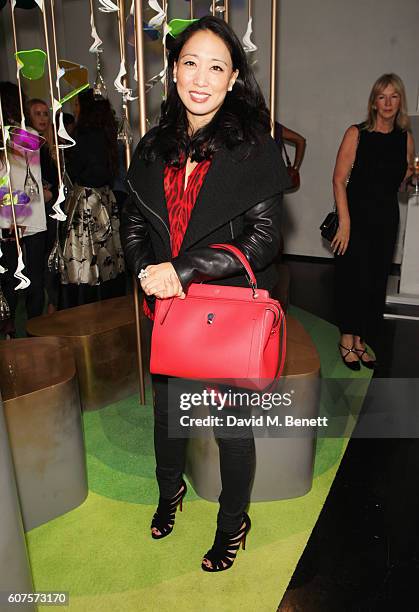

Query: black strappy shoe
[354,346,377,370]
[338,343,360,371]
[201,513,251,572]
[151,480,187,540]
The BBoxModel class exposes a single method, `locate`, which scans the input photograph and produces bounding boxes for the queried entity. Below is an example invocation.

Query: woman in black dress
[332,73,414,369]
[121,16,289,572]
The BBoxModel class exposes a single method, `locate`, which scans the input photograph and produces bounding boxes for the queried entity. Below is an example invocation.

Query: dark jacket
[65,127,113,188]
[120,134,290,299]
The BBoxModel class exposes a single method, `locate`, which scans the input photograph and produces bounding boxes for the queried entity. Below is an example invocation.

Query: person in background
[60,88,125,308]
[27,98,59,313]
[62,112,75,137]
[274,120,306,175]
[332,73,414,369]
[0,82,47,337]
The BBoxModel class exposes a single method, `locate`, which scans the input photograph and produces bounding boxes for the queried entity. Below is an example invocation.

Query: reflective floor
[278,256,419,611]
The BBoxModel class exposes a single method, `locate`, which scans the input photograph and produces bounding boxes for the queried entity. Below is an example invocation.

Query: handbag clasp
[207,313,215,325]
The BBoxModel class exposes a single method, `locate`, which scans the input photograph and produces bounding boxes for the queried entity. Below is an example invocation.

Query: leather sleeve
[120,194,156,276]
[172,194,282,289]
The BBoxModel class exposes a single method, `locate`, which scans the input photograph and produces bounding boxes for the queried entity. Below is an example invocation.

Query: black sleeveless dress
[335,123,407,343]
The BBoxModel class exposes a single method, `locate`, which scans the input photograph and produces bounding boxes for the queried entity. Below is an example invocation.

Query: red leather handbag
[150,244,286,390]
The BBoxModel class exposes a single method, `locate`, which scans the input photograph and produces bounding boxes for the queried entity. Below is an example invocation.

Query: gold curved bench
[0,337,87,531]
[185,314,321,501]
[0,394,34,598]
[27,295,138,411]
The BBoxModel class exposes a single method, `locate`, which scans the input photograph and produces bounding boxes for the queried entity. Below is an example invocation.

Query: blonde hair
[26,98,56,158]
[365,73,410,132]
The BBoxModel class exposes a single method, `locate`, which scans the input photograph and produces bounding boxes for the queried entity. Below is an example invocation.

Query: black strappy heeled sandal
[338,343,360,371]
[151,480,187,540]
[354,346,377,370]
[201,513,251,572]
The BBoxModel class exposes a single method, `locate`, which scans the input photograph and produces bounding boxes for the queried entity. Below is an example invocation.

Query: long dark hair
[76,88,118,178]
[140,16,271,165]
[0,81,25,167]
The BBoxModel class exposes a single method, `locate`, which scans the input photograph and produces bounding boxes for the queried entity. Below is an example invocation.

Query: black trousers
[1,231,47,323]
[335,208,398,346]
[152,374,256,532]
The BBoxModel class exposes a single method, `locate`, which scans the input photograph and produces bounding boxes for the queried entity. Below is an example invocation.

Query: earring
[228,84,233,91]
[173,76,177,83]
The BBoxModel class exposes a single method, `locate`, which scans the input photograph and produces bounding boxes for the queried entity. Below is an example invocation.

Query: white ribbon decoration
[242,17,257,53]
[130,0,134,15]
[0,126,10,150]
[89,11,103,54]
[56,66,65,91]
[0,235,6,274]
[145,67,166,94]
[148,0,166,28]
[14,250,30,290]
[98,0,119,12]
[57,113,76,149]
[50,184,67,222]
[114,60,138,101]
[34,0,44,10]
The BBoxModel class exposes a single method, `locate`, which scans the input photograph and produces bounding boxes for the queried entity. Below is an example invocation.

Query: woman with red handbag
[121,16,290,572]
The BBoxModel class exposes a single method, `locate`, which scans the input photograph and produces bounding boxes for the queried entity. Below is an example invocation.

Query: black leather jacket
[120,135,290,297]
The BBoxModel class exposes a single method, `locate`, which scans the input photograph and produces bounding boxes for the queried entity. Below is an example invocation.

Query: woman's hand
[331,218,350,255]
[140,262,186,300]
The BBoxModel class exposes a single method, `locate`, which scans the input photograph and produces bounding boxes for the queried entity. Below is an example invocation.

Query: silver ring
[138,269,148,280]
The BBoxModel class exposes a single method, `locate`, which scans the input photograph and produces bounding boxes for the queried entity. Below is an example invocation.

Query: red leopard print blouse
[164,159,211,257]
[143,159,211,319]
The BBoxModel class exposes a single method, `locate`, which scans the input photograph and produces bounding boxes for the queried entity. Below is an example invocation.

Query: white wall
[1,0,417,258]
[278,0,419,257]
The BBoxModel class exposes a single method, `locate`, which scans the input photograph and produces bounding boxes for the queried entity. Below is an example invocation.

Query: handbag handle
[158,244,257,325]
[210,243,257,291]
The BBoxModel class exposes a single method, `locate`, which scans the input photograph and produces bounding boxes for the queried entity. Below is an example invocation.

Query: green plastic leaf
[15,49,47,80]
[167,18,198,38]
[59,83,89,106]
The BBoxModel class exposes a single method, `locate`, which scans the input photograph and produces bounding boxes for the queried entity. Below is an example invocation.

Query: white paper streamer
[114,60,138,101]
[242,17,257,53]
[148,0,166,28]
[50,184,67,222]
[0,238,6,274]
[56,66,65,90]
[14,250,30,290]
[98,0,119,12]
[130,0,134,15]
[11,0,16,9]
[34,0,44,10]
[145,67,166,93]
[52,98,62,117]
[89,11,103,54]
[57,113,76,149]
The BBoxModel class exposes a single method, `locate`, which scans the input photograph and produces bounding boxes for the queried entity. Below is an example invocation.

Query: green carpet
[25,306,372,611]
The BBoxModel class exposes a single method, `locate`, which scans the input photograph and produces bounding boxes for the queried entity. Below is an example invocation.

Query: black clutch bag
[320,211,339,242]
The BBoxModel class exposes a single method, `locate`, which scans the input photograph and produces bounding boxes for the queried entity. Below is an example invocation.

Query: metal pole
[270,0,277,137]
[119,0,146,405]
[134,0,147,137]
[117,0,132,168]
[42,2,63,187]
[132,0,149,404]
[190,0,193,19]
[9,1,25,125]
[224,0,229,23]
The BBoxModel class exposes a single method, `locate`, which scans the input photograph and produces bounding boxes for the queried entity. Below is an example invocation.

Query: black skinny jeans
[152,373,256,533]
